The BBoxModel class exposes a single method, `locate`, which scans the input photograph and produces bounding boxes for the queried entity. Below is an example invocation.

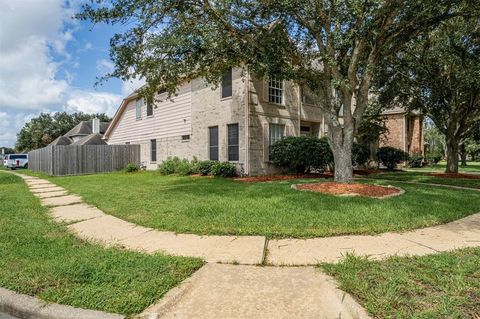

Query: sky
[0,0,143,147]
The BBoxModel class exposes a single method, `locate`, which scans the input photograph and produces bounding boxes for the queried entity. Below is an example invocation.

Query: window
[125,142,130,145]
[146,96,153,116]
[227,123,239,161]
[268,77,283,104]
[209,126,219,161]
[135,98,142,120]
[9,154,27,160]
[302,87,316,105]
[182,135,190,141]
[269,123,285,159]
[300,126,311,136]
[150,139,157,162]
[221,68,232,98]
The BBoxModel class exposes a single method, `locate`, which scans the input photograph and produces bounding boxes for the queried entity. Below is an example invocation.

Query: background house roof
[65,121,110,138]
[50,136,73,146]
[70,133,108,146]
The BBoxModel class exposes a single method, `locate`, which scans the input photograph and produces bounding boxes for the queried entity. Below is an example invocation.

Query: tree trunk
[328,122,355,183]
[459,144,467,166]
[445,135,459,173]
[331,145,354,183]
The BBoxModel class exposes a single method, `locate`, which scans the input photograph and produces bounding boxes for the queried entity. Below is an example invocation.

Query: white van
[4,154,28,169]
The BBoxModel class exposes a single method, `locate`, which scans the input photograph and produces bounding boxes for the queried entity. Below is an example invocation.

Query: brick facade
[380,112,424,156]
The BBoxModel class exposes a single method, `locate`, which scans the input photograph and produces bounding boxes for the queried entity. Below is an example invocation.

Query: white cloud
[0,0,71,111]
[122,77,146,96]
[96,59,115,74]
[0,112,36,147]
[64,90,122,117]
[0,0,124,147]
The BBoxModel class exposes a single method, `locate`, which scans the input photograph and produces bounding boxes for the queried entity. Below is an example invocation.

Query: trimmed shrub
[425,152,442,165]
[189,156,200,174]
[158,157,181,175]
[211,161,237,177]
[198,160,216,176]
[270,136,333,173]
[176,159,194,176]
[123,163,139,173]
[352,143,370,167]
[376,146,409,170]
[408,154,424,168]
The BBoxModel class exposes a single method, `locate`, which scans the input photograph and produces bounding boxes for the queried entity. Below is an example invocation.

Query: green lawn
[408,160,480,173]
[24,170,480,238]
[0,172,203,317]
[367,171,480,189]
[322,248,480,318]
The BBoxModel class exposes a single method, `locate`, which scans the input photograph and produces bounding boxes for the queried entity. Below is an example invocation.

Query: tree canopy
[376,15,480,172]
[15,112,111,152]
[79,0,477,181]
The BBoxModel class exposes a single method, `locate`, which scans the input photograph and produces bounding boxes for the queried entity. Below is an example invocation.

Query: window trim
[227,123,239,162]
[221,68,233,100]
[268,123,285,161]
[208,126,219,161]
[135,98,143,120]
[267,76,284,105]
[146,96,154,117]
[150,139,157,163]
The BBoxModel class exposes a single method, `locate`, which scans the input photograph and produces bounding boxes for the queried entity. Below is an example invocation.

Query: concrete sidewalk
[138,263,371,319]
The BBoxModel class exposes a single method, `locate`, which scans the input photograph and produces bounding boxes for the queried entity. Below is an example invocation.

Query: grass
[322,248,480,318]
[408,160,480,173]
[0,172,203,317]
[22,170,480,238]
[367,171,480,189]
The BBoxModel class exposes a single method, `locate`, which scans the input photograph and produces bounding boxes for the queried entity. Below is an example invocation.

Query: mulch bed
[234,169,384,183]
[295,182,402,198]
[426,173,480,180]
[234,174,325,182]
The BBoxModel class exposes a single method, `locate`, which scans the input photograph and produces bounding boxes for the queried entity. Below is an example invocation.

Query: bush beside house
[270,136,371,173]
[158,157,237,177]
[377,146,410,170]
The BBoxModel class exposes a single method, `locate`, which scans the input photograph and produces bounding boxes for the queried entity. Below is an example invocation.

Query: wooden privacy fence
[28,144,140,176]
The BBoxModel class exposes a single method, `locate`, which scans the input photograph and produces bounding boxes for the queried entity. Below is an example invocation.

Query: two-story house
[104,68,423,175]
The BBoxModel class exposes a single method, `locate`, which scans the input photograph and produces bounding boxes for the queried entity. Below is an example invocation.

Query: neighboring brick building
[380,107,424,156]
[104,68,419,175]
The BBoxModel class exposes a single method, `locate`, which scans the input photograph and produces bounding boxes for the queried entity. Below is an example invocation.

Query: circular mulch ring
[426,172,480,180]
[292,182,404,199]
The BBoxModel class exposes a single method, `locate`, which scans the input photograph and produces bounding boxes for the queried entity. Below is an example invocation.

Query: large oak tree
[377,16,480,173]
[79,0,473,182]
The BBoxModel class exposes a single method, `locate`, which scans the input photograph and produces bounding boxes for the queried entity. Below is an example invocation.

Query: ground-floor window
[269,123,285,160]
[227,123,239,161]
[150,139,157,162]
[209,126,219,161]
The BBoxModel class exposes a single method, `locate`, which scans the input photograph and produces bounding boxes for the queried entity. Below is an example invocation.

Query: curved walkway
[17,173,480,266]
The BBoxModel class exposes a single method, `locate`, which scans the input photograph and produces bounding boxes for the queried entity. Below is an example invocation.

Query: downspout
[297,84,301,136]
[244,69,250,175]
[403,115,407,152]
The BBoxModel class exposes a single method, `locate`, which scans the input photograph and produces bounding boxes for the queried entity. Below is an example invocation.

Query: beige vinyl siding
[108,83,192,144]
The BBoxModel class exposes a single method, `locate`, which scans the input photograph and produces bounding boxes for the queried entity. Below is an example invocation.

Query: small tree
[78,0,469,183]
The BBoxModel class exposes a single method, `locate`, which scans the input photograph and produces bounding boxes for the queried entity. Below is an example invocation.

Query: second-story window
[268,77,283,105]
[146,96,153,116]
[135,98,142,120]
[221,68,232,98]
